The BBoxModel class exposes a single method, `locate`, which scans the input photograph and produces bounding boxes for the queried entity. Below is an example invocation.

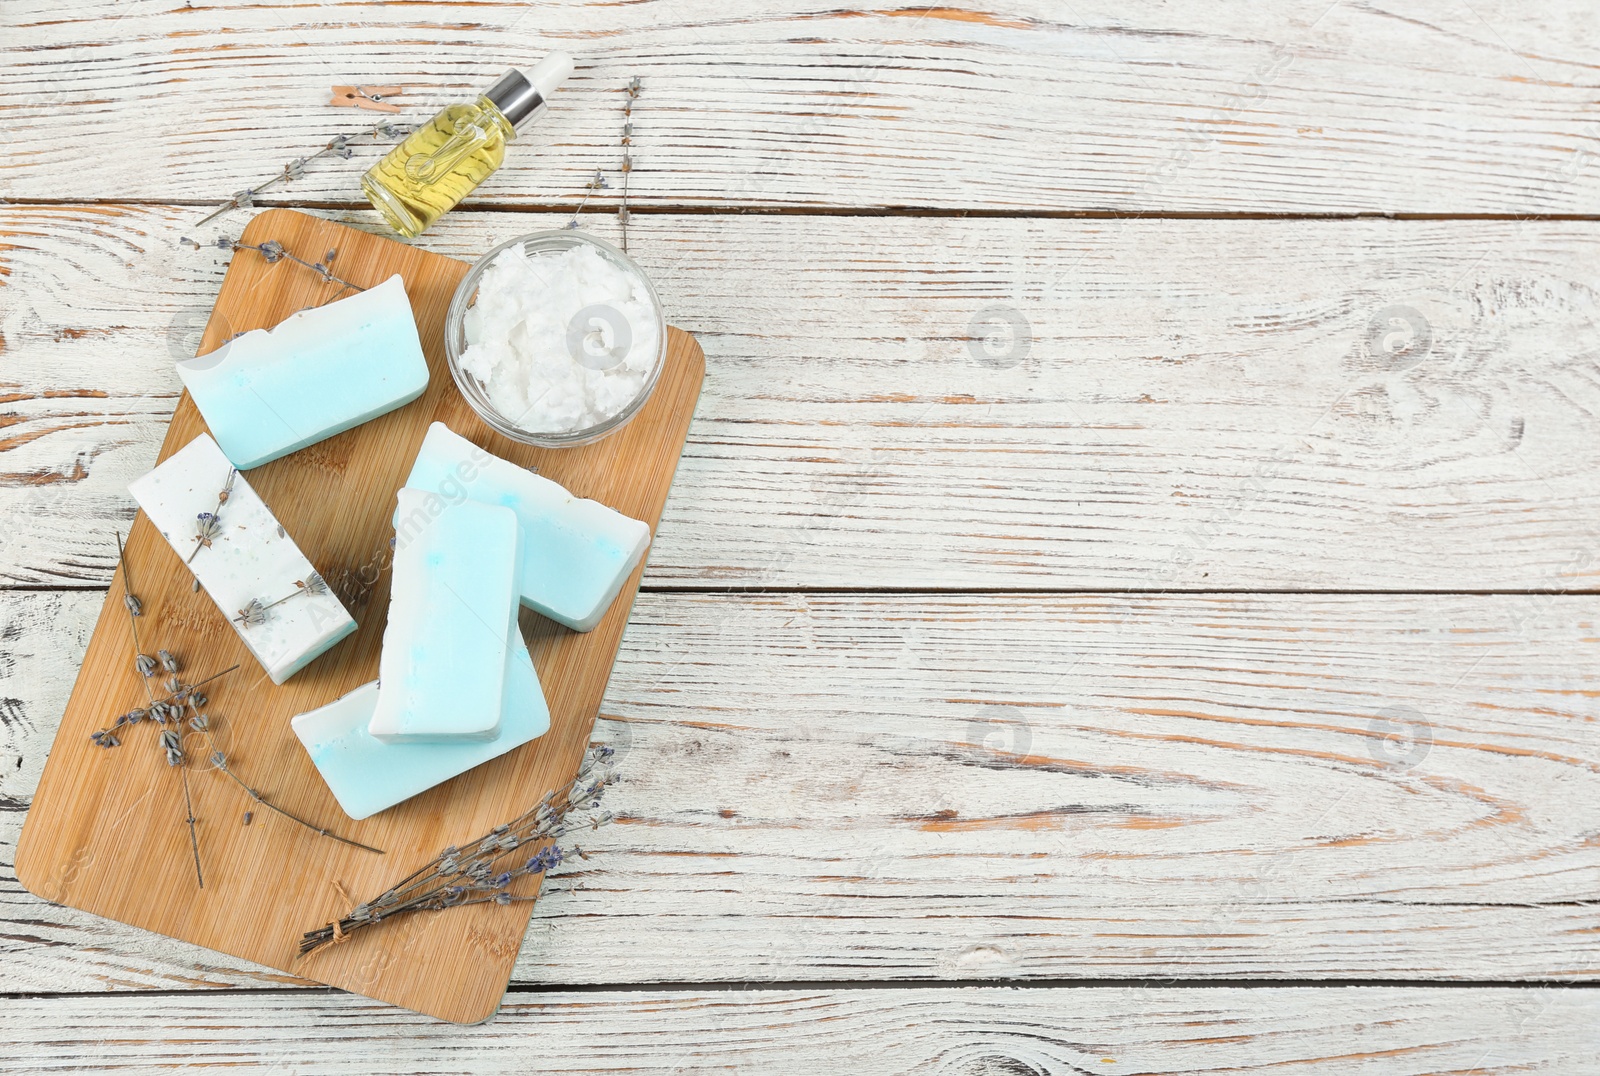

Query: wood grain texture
[6,205,1600,590]
[4,589,1599,992]
[12,210,705,1022]
[6,1,1600,214]
[5,985,1599,1073]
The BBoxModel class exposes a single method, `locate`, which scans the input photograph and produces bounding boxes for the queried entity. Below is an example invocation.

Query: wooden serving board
[14,209,705,1023]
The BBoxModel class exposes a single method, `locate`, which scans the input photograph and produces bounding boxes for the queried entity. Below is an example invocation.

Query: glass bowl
[444,230,668,447]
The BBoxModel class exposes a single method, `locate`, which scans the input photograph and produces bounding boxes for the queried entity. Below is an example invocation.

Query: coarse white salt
[459,241,661,434]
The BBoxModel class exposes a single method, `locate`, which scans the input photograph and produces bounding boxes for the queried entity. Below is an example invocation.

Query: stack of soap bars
[131,281,652,821]
[294,424,649,818]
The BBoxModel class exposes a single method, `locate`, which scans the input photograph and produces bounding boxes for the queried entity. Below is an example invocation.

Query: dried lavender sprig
[197,706,382,856]
[234,573,329,628]
[618,76,641,252]
[191,122,413,229]
[299,746,616,955]
[566,168,610,231]
[111,532,203,887]
[186,469,236,564]
[181,237,369,305]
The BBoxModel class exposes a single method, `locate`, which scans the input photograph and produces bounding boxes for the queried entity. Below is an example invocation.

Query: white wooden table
[5,1,1600,1070]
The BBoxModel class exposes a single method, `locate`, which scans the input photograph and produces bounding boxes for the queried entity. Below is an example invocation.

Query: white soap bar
[400,422,651,632]
[128,434,356,684]
[176,275,430,470]
[292,632,550,819]
[368,490,521,743]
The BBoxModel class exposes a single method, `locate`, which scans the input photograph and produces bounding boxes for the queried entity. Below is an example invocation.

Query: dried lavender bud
[90,728,118,748]
[234,599,267,627]
[135,654,157,678]
[158,649,179,674]
[243,811,253,826]
[194,512,221,548]
[234,188,255,209]
[210,750,227,768]
[165,748,183,767]
[285,158,307,181]
[124,594,143,617]
[493,891,512,906]
[189,714,209,731]
[160,730,180,752]
[300,572,328,595]
[259,241,285,264]
[191,692,208,708]
[165,676,183,695]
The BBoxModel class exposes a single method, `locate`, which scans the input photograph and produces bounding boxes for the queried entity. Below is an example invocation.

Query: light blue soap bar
[176,274,430,470]
[291,630,550,820]
[400,422,652,632]
[369,490,522,742]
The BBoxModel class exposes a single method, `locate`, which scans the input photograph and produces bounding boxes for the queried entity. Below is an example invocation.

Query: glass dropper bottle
[362,53,575,239]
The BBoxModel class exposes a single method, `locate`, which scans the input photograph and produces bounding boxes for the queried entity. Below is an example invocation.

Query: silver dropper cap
[484,53,575,130]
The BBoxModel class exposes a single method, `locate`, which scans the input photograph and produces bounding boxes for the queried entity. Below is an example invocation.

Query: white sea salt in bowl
[444,231,667,447]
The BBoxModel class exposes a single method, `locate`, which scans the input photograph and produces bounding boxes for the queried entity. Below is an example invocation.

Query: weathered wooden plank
[6,204,1600,590]
[5,1,1600,214]
[4,589,1599,992]
[5,985,1598,1073]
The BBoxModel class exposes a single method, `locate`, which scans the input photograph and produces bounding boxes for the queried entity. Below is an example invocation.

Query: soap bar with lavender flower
[399,421,651,632]
[127,433,356,684]
[291,628,549,819]
[368,489,522,743]
[176,274,429,470]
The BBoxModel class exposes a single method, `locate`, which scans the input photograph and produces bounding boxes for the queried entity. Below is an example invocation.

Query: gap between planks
[12,196,1600,223]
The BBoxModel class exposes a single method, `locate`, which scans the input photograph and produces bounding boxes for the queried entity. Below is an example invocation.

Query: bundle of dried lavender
[299,745,618,957]
[191,121,413,229]
[91,534,382,885]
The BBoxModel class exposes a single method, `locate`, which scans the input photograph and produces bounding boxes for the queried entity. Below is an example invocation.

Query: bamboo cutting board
[15,208,705,1023]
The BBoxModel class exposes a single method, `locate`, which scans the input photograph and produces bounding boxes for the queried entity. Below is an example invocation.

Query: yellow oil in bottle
[361,57,574,238]
[361,100,512,238]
